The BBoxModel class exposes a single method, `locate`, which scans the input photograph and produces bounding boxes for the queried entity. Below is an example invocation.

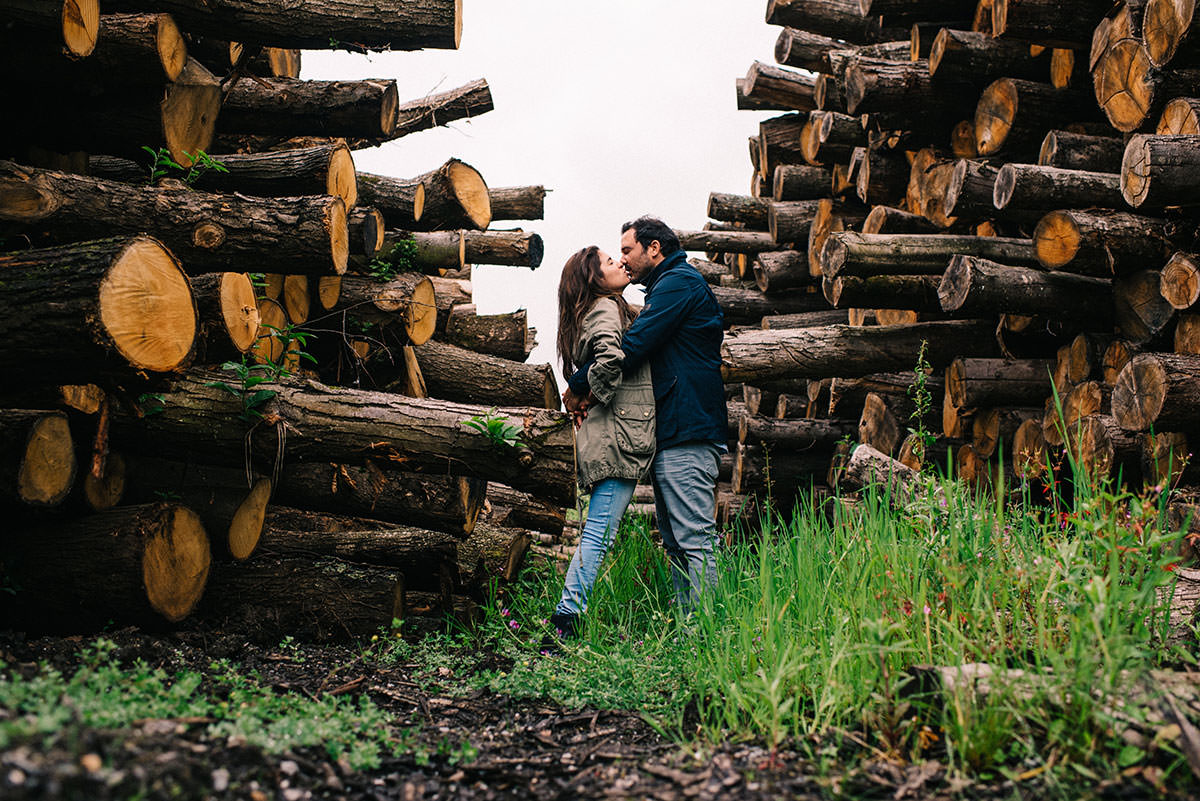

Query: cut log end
[1112,354,1168,431]
[975,78,1017,156]
[1032,211,1081,269]
[141,505,211,623]
[99,237,197,373]
[1143,0,1191,67]
[328,145,357,209]
[405,277,438,345]
[329,198,349,274]
[1093,39,1154,133]
[1013,417,1047,479]
[19,412,76,506]
[446,160,491,229]
[155,13,188,82]
[62,0,100,57]
[1161,252,1200,310]
[161,59,221,168]
[317,275,342,311]
[219,272,260,353]
[228,477,272,561]
[1158,97,1200,134]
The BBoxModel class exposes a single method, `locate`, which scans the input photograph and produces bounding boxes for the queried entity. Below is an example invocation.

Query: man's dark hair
[622,215,681,256]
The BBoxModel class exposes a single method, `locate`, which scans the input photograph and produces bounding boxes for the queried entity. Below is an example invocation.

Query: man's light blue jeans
[653,442,721,612]
[555,477,636,617]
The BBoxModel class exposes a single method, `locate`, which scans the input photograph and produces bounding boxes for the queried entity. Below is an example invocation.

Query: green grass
[472,467,1198,791]
[0,638,411,770]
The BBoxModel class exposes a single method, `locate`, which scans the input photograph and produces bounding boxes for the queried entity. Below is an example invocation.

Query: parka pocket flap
[614,404,654,420]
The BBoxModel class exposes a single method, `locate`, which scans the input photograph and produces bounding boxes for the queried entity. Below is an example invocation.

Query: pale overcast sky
[304,1,778,384]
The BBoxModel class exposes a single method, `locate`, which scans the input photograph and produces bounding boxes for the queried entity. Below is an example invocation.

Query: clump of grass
[470,466,1195,792]
[0,638,411,770]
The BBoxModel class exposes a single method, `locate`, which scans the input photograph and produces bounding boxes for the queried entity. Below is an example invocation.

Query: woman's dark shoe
[539,611,580,656]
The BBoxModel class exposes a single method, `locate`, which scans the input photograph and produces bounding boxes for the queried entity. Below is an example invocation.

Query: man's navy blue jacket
[569,250,728,451]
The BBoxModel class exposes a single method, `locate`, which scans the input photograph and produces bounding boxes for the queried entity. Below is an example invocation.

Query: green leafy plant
[140,146,228,187]
[368,237,419,282]
[136,392,166,417]
[206,360,278,422]
[906,339,936,470]
[461,408,522,450]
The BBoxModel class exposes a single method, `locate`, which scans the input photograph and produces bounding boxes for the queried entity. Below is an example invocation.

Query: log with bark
[928,27,1047,84]
[190,272,259,361]
[1121,134,1200,208]
[3,502,209,627]
[844,56,973,118]
[712,285,831,326]
[861,205,942,234]
[489,185,546,221]
[363,229,544,271]
[826,274,944,312]
[768,199,824,243]
[761,310,851,329]
[947,357,1054,407]
[0,161,349,275]
[0,0,99,56]
[821,232,1038,279]
[743,61,817,112]
[753,250,815,292]
[2,55,221,167]
[1038,130,1126,172]
[1141,431,1200,488]
[938,255,1113,326]
[1033,210,1175,275]
[708,193,770,229]
[221,77,393,144]
[774,26,844,71]
[906,149,960,229]
[327,274,437,345]
[828,371,942,419]
[678,234,778,263]
[482,483,565,538]
[975,78,1103,158]
[1064,413,1143,483]
[105,0,462,51]
[991,0,1112,48]
[992,164,1124,212]
[757,113,808,181]
[410,157,491,231]
[1112,352,1200,431]
[773,164,834,201]
[0,409,76,509]
[115,370,575,503]
[829,442,932,502]
[732,442,831,498]
[1115,269,1177,345]
[856,146,909,206]
[0,236,196,382]
[0,12,188,90]
[443,305,534,362]
[118,455,269,560]
[721,320,997,383]
[766,0,908,43]
[1094,38,1200,133]
[415,339,558,410]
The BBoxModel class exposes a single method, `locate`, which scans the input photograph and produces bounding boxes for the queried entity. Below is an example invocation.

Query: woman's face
[595,249,630,291]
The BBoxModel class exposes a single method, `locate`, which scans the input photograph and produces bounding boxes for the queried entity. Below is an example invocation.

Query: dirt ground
[0,627,1182,801]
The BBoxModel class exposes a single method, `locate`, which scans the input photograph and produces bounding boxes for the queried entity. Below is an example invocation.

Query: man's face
[619,228,660,283]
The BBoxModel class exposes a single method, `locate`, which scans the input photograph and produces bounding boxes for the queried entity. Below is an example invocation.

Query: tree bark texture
[721,320,998,383]
[113,370,576,504]
[415,339,558,410]
[1033,210,1176,275]
[821,232,1037,279]
[992,164,1124,211]
[1038,130,1125,172]
[105,0,461,51]
[0,161,349,276]
[947,357,1054,407]
[443,305,534,362]
[3,502,209,627]
[488,185,545,221]
[0,236,196,382]
[219,77,398,140]
[938,255,1113,326]
[1122,134,1200,208]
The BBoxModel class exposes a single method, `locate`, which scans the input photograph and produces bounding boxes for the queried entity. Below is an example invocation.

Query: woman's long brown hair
[556,246,634,376]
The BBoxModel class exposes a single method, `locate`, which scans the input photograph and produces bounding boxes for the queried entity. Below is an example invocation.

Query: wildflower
[508,621,520,631]
[501,608,510,617]
[923,605,931,616]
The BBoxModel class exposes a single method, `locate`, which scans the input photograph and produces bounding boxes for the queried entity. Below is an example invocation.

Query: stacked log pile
[0,1,570,639]
[701,0,1200,565]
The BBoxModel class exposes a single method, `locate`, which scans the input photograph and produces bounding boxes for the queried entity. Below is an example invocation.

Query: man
[563,215,728,612]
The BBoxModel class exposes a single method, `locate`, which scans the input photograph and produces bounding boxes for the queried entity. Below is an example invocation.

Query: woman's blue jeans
[555,477,636,617]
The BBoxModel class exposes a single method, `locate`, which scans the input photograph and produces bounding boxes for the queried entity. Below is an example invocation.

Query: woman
[549,246,656,640]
